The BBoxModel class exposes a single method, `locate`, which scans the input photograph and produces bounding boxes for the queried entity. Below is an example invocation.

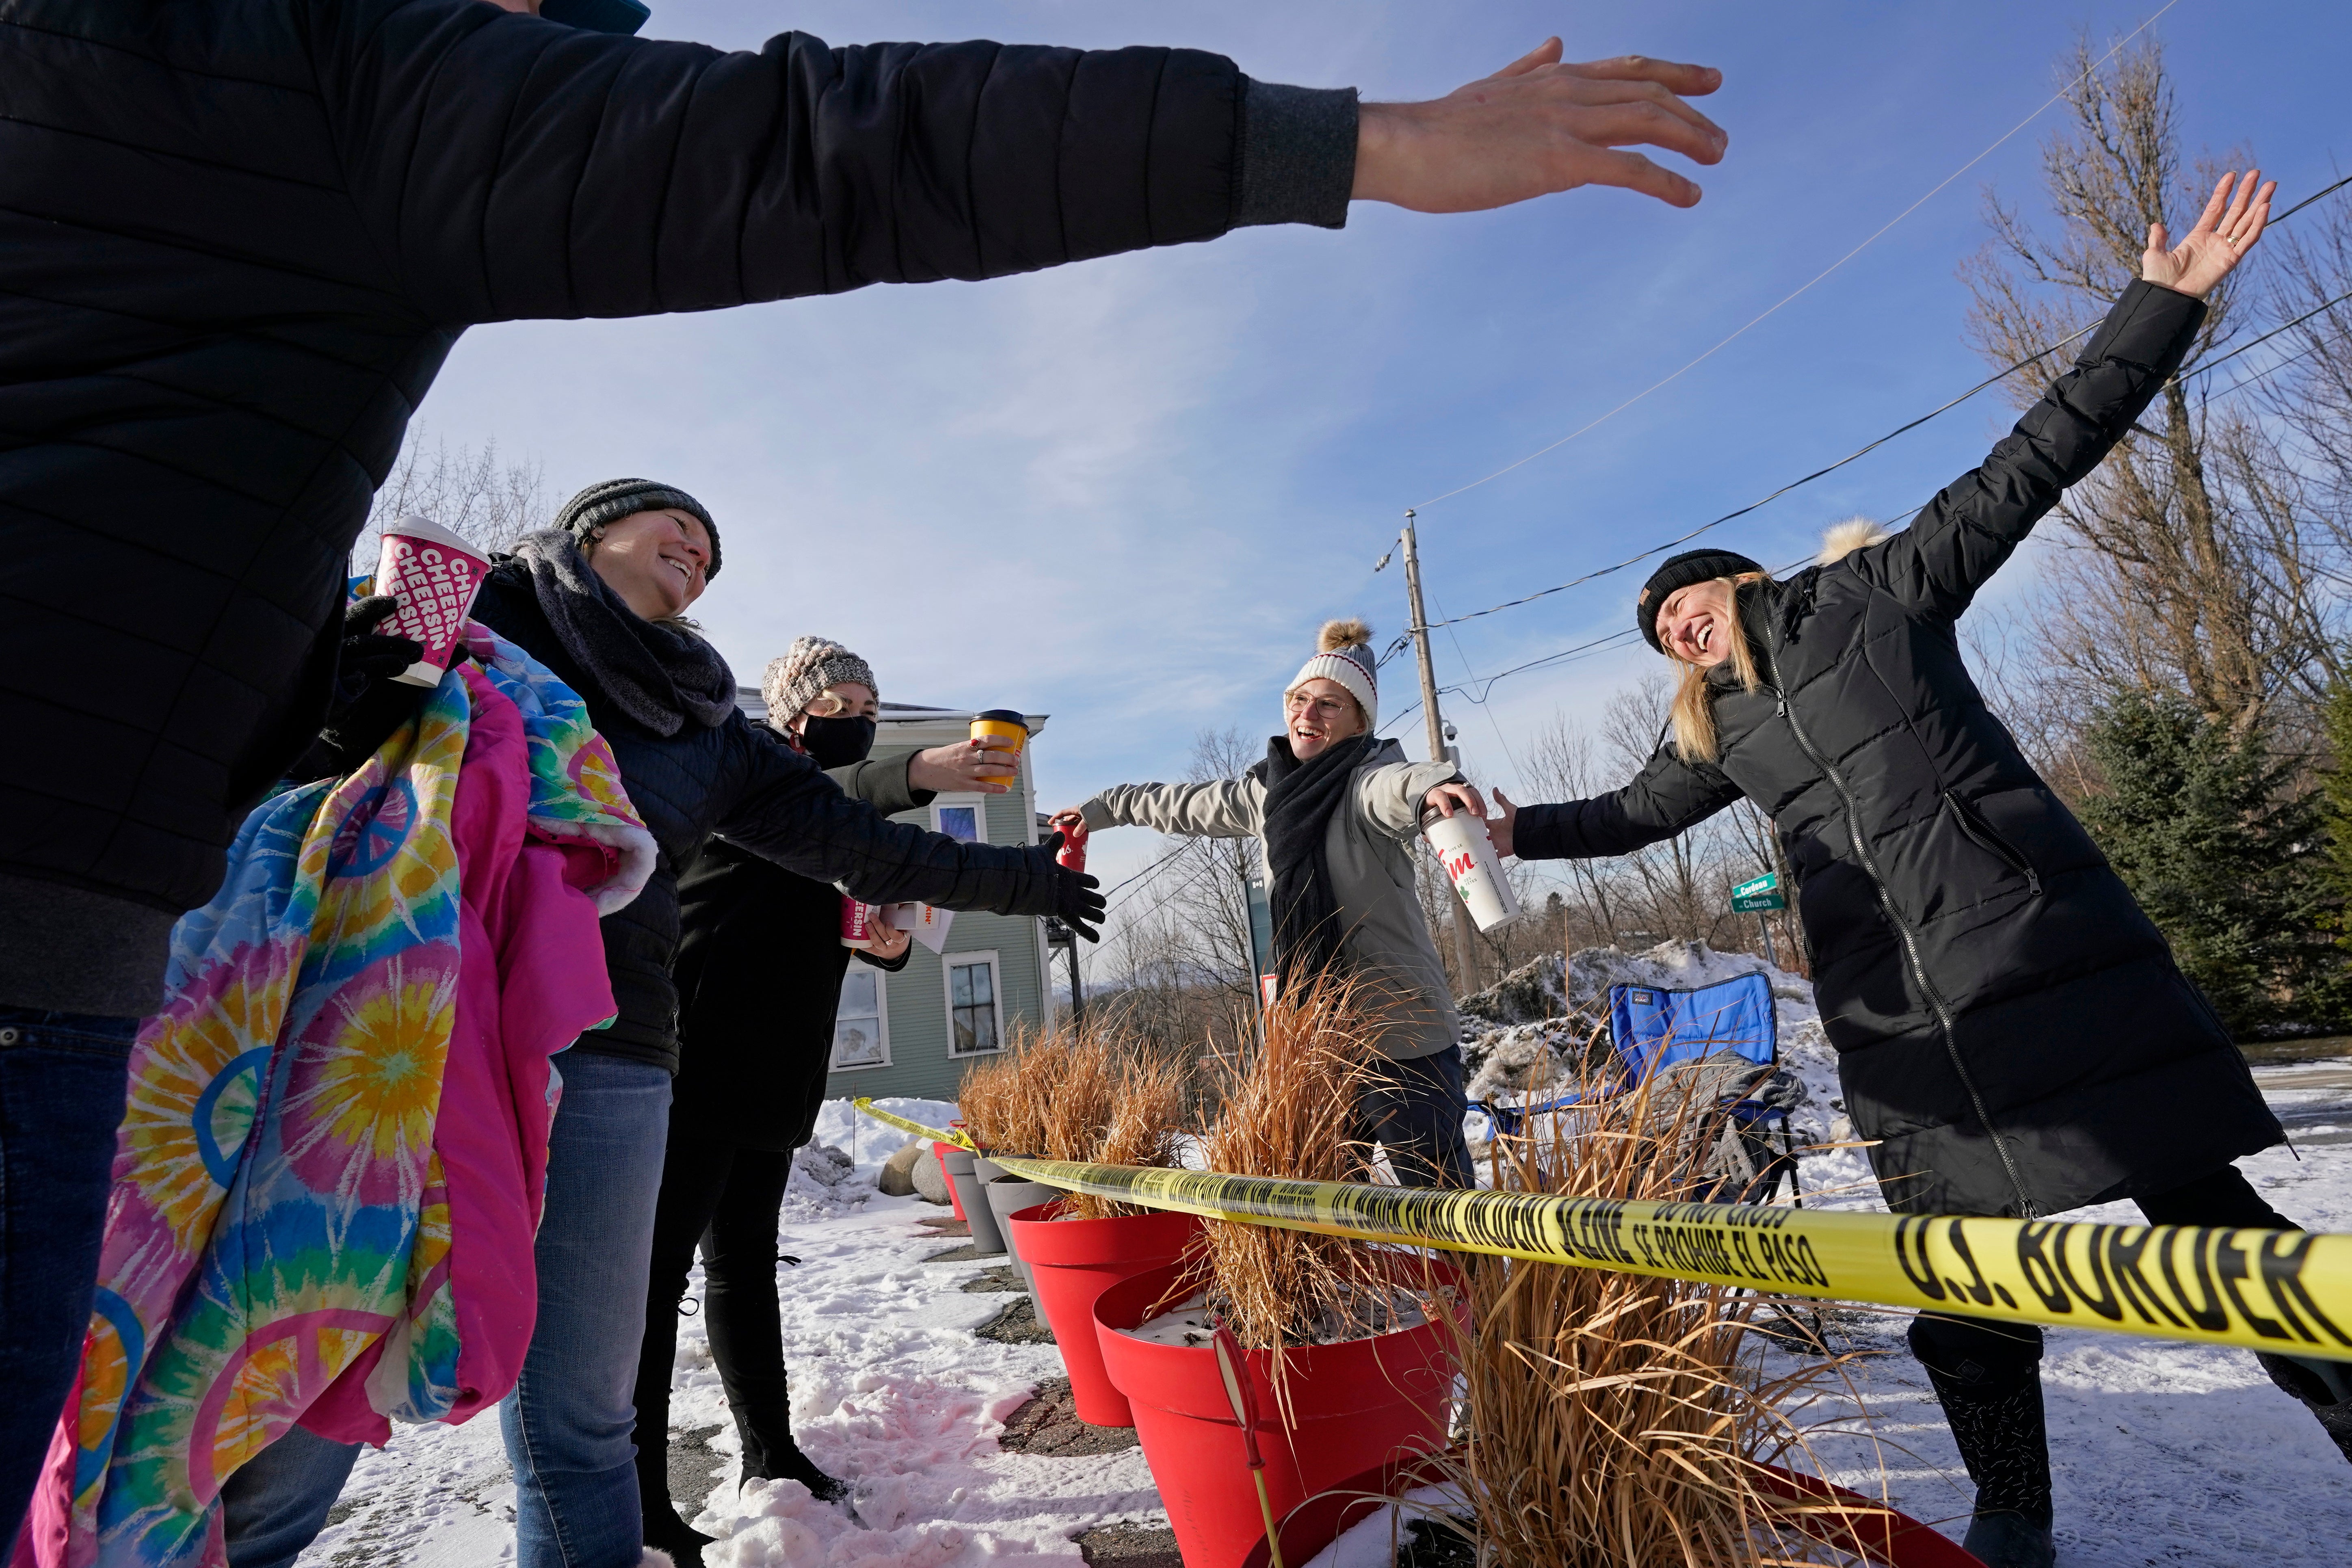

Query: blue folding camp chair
[1474,971,1806,1204]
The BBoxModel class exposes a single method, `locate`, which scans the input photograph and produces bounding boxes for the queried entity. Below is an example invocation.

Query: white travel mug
[1421,806,1522,932]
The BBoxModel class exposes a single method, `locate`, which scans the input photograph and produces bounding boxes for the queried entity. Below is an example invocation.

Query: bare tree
[1599,676,1739,944]
[356,428,550,570]
[1960,32,2333,735]
[1517,711,1635,949]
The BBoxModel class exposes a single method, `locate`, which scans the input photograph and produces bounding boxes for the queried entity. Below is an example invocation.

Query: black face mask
[799,714,877,769]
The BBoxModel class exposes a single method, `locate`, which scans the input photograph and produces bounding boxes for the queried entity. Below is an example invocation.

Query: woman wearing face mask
[222,486,1099,1568]
[1050,619,1486,1188]
[631,638,1013,1559]
[1486,175,2342,1567]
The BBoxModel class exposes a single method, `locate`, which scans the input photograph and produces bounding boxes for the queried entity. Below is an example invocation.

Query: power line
[1414,328,2097,631]
[1098,841,1193,903]
[1393,279,2350,722]
[1406,0,2188,514]
[1412,179,2352,638]
[2180,284,2352,386]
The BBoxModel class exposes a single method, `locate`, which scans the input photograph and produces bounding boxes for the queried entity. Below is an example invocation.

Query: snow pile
[1457,940,1876,1205]
[809,1096,961,1182]
[290,1069,2352,1568]
[678,1194,1163,1567]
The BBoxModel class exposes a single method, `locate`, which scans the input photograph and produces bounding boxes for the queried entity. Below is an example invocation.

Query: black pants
[633,1134,798,1521]
[1358,1045,1475,1188]
[1907,1163,2298,1384]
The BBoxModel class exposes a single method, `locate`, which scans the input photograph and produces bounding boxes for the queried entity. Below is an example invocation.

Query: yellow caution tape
[855,1098,2352,1361]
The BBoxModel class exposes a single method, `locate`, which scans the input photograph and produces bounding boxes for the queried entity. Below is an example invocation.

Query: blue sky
[412,0,2350,893]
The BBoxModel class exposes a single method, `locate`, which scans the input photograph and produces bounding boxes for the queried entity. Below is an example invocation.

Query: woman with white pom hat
[1052,619,1487,1186]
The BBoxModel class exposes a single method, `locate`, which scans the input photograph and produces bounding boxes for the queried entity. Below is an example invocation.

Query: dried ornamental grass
[1060,1049,1191,1220]
[1186,976,1396,1357]
[954,1027,1072,1156]
[1437,1068,1871,1568]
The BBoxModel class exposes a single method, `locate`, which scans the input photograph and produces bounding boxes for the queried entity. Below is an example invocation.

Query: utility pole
[1398,510,1481,995]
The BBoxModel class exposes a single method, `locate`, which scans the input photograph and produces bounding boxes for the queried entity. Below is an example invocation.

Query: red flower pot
[1006,1203,1202,1427]
[1233,1456,1984,1568]
[1094,1256,1461,1568]
[931,1141,967,1222]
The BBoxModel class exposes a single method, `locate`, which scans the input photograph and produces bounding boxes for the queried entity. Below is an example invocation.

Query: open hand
[2142,169,2274,300]
[1354,39,1725,213]
[1486,788,1519,858]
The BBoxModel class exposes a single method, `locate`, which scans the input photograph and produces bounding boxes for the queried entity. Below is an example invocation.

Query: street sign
[1731,870,1786,913]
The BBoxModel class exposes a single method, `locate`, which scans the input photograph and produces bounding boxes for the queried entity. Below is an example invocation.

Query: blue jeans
[1359,1045,1474,1188]
[221,1051,674,1568]
[0,1007,139,1553]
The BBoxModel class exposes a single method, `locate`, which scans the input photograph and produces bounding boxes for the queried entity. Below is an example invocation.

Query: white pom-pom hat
[1285,618,1378,730]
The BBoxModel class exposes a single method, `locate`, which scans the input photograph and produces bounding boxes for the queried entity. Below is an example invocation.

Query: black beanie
[553,478,721,580]
[1635,547,1763,652]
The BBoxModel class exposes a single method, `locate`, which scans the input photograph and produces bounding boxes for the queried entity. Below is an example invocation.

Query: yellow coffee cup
[970,708,1029,786]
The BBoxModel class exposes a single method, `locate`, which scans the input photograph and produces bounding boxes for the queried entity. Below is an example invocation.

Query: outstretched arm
[718,720,1103,936]
[314,9,1726,325]
[1066,779,1263,841]
[1505,743,1743,861]
[1856,170,2274,622]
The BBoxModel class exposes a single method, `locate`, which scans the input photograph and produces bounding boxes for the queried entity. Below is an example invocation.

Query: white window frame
[942,949,1006,1058]
[828,960,893,1071]
[930,793,991,846]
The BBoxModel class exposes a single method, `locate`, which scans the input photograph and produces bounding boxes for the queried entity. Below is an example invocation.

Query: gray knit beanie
[762,636,878,729]
[554,478,722,580]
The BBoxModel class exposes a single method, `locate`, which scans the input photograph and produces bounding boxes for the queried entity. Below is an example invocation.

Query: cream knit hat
[1284,619,1377,730]
[762,636,876,729]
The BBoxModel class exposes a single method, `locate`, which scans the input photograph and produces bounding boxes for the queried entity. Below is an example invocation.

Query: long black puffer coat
[1512,280,2283,1219]
[0,0,1348,1015]
[470,566,1062,1073]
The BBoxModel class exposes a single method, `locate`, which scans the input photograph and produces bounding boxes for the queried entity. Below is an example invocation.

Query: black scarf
[506,529,736,736]
[1254,732,1372,989]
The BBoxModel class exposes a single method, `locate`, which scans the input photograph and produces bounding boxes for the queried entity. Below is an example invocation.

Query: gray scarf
[506,529,736,736]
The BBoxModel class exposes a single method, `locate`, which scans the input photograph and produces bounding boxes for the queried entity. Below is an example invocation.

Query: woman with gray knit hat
[226,485,1101,1568]
[1488,174,2344,1566]
[630,635,1015,1559]
[1051,618,1489,1187]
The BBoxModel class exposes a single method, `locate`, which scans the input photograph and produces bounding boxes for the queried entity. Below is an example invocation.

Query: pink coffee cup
[375,515,492,687]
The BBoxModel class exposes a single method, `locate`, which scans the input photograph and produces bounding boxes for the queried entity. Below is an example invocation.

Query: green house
[733,690,1064,1105]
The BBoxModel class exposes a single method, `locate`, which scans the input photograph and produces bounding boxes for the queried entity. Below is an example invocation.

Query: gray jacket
[1080,738,1460,1060]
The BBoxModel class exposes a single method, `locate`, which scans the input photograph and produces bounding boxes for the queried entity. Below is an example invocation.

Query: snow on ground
[297,975,2352,1567]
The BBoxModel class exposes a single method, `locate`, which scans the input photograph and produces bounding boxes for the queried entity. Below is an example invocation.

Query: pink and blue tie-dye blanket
[24,623,653,1568]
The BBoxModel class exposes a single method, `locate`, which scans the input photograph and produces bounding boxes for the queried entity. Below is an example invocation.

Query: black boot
[1928,1378,2055,1567]
[1909,1314,2055,1568]
[2258,1352,2352,1463]
[744,1439,849,1505]
[643,1496,715,1568]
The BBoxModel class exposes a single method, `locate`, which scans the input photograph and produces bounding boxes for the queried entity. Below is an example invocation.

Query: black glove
[309,596,429,778]
[1036,832,1105,942]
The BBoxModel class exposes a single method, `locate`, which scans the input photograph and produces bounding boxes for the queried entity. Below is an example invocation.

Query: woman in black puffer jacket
[222,481,1101,1568]
[1492,175,2344,1567]
[631,636,1018,1557]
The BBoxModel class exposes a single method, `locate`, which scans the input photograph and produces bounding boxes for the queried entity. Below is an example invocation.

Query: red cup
[840,897,876,950]
[374,516,491,687]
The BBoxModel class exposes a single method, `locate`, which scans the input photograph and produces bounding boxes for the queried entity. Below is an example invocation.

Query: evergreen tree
[2077,690,2343,1036]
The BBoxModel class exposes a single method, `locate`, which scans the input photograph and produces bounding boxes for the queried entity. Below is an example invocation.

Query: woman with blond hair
[1487,173,2343,1566]
[1052,619,1487,1187]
